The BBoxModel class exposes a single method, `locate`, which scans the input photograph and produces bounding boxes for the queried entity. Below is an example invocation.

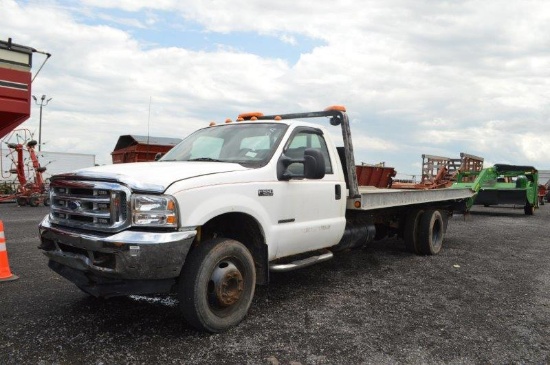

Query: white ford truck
[39,106,474,332]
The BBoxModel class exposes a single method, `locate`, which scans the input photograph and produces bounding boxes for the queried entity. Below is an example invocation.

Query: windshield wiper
[188,157,224,162]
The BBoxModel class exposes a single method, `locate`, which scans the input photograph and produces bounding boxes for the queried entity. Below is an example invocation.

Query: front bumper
[39,215,197,282]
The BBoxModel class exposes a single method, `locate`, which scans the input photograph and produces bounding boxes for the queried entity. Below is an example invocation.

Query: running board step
[269,249,334,272]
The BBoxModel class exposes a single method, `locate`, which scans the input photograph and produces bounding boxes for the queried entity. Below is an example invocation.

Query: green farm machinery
[453,164,539,215]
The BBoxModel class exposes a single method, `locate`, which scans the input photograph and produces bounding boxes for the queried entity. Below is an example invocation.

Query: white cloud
[279,35,297,46]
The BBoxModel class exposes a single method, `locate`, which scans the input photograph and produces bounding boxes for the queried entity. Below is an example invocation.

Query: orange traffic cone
[0,220,19,282]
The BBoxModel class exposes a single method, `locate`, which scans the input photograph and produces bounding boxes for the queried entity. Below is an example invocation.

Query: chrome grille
[49,180,131,232]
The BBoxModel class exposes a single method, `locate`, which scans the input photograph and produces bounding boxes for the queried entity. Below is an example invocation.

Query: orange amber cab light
[324,105,346,112]
[225,118,232,123]
[237,112,264,120]
[354,200,361,208]
[274,115,282,120]
[208,121,216,127]
[236,117,244,121]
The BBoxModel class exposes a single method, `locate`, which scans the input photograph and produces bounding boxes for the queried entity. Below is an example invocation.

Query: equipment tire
[43,197,51,206]
[16,197,27,206]
[29,196,40,207]
[418,209,445,255]
[404,209,423,254]
[179,238,256,333]
[524,203,534,215]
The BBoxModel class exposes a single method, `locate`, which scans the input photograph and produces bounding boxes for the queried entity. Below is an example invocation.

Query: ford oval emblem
[68,200,81,210]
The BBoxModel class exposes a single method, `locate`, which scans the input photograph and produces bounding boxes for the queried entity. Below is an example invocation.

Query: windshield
[160,122,288,167]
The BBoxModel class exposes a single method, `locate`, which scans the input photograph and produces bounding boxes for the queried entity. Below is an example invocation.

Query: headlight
[131,194,178,228]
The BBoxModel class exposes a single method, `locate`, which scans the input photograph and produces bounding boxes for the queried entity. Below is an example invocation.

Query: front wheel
[179,238,256,333]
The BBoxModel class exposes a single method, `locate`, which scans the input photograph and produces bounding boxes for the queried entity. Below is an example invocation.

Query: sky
[2,0,550,178]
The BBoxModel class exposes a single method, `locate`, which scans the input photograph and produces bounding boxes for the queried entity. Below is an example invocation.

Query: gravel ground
[0,203,549,364]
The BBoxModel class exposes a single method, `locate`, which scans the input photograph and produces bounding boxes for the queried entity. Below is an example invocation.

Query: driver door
[273,127,346,258]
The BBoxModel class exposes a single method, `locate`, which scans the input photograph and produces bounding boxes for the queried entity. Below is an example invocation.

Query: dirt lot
[0,203,549,364]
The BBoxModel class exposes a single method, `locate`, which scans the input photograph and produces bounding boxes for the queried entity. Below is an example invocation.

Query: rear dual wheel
[404,209,423,254]
[418,209,445,255]
[404,209,445,255]
[179,238,256,333]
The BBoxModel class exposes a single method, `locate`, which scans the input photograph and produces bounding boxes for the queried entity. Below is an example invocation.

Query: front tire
[179,238,256,332]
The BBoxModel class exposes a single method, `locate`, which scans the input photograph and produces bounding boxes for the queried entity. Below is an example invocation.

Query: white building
[1,149,95,185]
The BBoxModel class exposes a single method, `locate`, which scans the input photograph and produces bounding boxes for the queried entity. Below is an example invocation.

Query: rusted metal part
[392,152,484,190]
[421,154,450,183]
[455,153,484,182]
[392,167,452,190]
[538,184,548,203]
[210,261,244,307]
[356,165,396,188]
[1,129,49,206]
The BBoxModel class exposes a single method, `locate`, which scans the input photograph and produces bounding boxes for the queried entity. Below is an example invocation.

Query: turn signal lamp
[354,200,361,208]
[324,105,346,112]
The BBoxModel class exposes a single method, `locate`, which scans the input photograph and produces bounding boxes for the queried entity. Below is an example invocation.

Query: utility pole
[32,94,52,151]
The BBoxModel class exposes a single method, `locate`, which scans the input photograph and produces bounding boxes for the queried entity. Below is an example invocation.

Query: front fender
[174,184,275,245]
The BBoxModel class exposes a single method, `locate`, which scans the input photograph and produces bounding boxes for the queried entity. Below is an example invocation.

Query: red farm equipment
[0,38,51,206]
[538,183,548,206]
[1,129,49,206]
[392,152,484,190]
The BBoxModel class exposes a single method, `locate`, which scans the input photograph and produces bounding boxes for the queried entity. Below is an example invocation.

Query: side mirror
[277,148,325,180]
[303,149,325,179]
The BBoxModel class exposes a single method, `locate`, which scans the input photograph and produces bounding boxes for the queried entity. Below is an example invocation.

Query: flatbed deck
[347,186,474,211]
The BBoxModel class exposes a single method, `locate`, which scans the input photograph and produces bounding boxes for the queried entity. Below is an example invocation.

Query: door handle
[335,184,341,200]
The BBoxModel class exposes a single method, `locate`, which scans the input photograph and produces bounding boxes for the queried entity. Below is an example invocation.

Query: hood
[58,161,248,193]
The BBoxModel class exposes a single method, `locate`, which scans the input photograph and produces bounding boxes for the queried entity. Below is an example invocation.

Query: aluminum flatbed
[347,186,475,211]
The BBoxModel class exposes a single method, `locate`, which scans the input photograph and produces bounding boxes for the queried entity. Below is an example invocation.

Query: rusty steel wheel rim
[207,260,245,313]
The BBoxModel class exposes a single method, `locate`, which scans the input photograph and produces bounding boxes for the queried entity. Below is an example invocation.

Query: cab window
[285,130,333,174]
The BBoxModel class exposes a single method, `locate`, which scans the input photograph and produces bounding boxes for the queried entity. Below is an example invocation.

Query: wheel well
[192,212,269,285]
